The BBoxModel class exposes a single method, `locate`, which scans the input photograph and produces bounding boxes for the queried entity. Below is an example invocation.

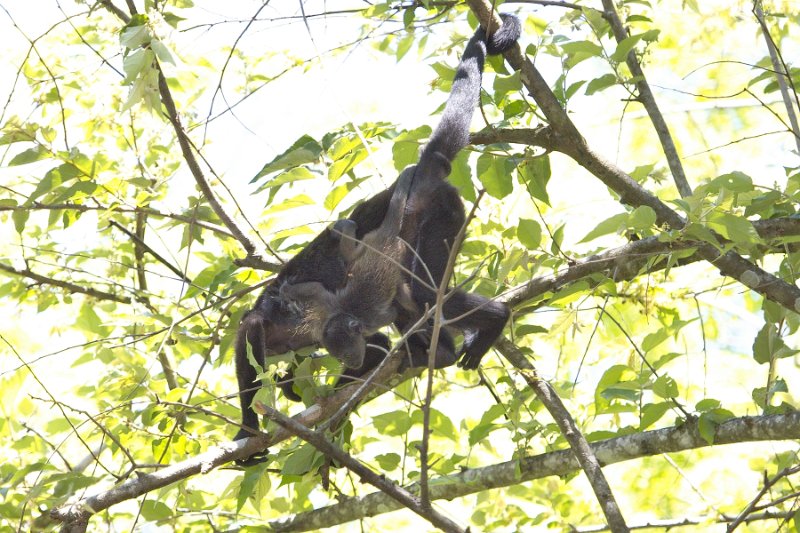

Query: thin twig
[727,464,800,531]
[752,1,800,153]
[600,0,692,197]
[420,191,485,506]
[0,262,131,304]
[108,220,191,283]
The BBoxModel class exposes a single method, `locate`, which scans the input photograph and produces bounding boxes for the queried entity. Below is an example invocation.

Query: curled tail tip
[486,14,521,55]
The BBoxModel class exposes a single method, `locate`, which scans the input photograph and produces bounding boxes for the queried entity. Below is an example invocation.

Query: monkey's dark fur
[234,16,519,443]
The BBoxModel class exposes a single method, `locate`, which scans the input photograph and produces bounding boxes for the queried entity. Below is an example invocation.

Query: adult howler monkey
[234,15,519,442]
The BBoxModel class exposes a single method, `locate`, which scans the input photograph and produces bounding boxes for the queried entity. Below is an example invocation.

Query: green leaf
[652,375,678,399]
[448,151,476,202]
[411,408,457,441]
[610,34,642,62]
[561,41,603,55]
[252,135,322,181]
[585,73,617,95]
[697,409,733,445]
[29,164,81,202]
[477,153,513,199]
[11,209,31,235]
[628,206,656,232]
[396,34,414,60]
[9,146,49,166]
[579,212,628,243]
[256,167,316,192]
[122,48,154,84]
[642,329,669,352]
[281,443,320,476]
[517,156,551,205]
[245,339,265,376]
[595,364,638,411]
[516,324,547,336]
[517,219,542,249]
[75,305,111,336]
[629,163,656,183]
[120,23,151,50]
[141,500,173,520]
[328,148,366,182]
[392,126,430,171]
[468,422,498,446]
[640,402,669,429]
[237,463,270,511]
[683,222,721,247]
[705,212,759,246]
[562,40,603,66]
[373,410,413,436]
[753,323,798,364]
[493,72,522,94]
[374,453,401,471]
[151,39,175,65]
[548,281,589,306]
[695,399,721,412]
[709,171,753,193]
[611,30,660,62]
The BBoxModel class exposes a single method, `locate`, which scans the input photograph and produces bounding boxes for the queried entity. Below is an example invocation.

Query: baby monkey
[280,169,418,369]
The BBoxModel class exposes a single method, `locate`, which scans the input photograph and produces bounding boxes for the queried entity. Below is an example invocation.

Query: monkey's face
[322,313,366,369]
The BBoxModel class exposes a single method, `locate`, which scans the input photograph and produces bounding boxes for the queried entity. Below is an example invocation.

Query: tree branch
[496,338,630,532]
[0,262,131,304]
[95,2,270,267]
[0,202,241,243]
[260,402,467,533]
[269,411,800,532]
[498,215,800,308]
[49,353,413,530]
[468,49,800,315]
[600,0,692,197]
[154,67,259,257]
[753,1,800,154]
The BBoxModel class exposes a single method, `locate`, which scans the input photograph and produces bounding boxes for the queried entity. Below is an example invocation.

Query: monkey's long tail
[419,13,521,170]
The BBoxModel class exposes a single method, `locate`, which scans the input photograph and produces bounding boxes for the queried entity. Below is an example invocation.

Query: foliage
[1,0,800,531]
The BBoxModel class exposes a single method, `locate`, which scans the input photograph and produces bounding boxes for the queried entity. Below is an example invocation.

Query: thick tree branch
[0,262,131,304]
[496,338,629,532]
[601,0,692,197]
[464,17,800,315]
[260,403,467,533]
[498,215,800,308]
[270,411,800,532]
